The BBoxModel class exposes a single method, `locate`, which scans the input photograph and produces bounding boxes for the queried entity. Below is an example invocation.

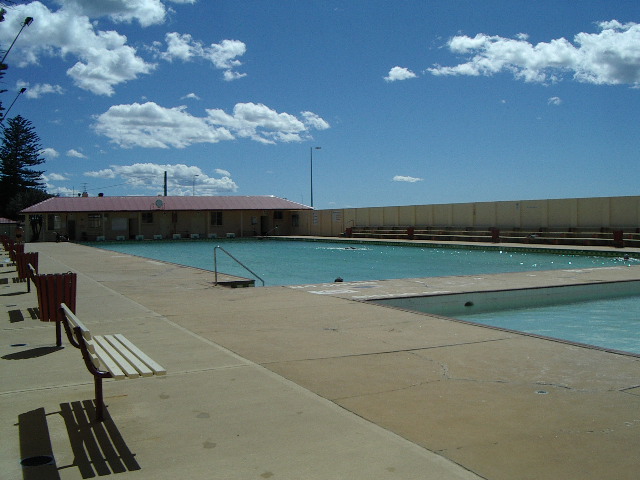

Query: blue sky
[1,0,639,209]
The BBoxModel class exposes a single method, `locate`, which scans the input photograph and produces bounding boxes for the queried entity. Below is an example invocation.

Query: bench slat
[92,340,126,380]
[103,334,153,377]
[94,336,140,379]
[113,334,166,375]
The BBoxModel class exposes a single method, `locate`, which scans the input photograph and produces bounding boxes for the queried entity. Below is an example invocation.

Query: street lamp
[0,87,26,125]
[192,174,199,196]
[310,146,321,207]
[1,16,33,66]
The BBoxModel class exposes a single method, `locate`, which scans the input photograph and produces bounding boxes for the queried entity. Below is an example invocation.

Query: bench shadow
[59,400,141,478]
[2,346,64,360]
[18,402,141,480]
[6,307,40,324]
[9,309,25,323]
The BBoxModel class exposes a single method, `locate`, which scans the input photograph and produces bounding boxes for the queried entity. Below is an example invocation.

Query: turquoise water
[91,238,630,286]
[456,295,640,354]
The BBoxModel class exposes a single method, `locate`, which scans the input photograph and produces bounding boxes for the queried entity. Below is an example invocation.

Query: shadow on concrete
[8,309,25,323]
[18,407,60,480]
[17,401,141,479]
[59,400,141,478]
[2,346,64,360]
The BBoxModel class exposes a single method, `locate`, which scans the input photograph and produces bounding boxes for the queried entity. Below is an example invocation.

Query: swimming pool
[457,295,640,354]
[373,282,640,355]
[91,238,631,286]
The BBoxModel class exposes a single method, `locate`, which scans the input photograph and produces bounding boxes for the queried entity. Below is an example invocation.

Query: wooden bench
[59,303,166,421]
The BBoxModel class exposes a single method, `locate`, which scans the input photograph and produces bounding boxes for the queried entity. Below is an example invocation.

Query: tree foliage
[0,115,49,218]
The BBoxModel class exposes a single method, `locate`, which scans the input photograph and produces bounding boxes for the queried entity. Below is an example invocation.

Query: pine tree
[0,115,46,218]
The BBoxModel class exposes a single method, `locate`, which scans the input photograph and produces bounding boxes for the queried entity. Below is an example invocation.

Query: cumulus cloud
[85,163,238,195]
[301,111,331,130]
[158,33,247,81]
[0,2,156,95]
[427,20,640,86]
[66,149,88,158]
[393,175,423,183]
[44,172,68,181]
[548,96,562,105]
[207,103,329,144]
[182,92,200,100]
[16,81,64,98]
[94,102,235,148]
[53,0,195,27]
[40,147,59,158]
[94,101,330,148]
[384,66,418,82]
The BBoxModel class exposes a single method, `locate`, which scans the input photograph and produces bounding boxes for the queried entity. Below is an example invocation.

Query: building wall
[37,209,305,241]
[306,196,640,236]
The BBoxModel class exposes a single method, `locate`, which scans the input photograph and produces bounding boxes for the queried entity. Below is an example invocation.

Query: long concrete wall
[305,196,640,236]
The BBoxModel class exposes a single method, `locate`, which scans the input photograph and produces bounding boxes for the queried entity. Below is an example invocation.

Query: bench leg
[56,321,62,348]
[95,377,105,422]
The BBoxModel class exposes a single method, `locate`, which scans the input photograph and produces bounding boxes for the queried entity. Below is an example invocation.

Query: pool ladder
[213,246,265,286]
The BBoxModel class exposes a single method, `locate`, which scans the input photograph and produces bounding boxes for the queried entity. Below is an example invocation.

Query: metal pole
[310,147,313,208]
[310,146,320,208]
[0,87,26,124]
[1,17,33,65]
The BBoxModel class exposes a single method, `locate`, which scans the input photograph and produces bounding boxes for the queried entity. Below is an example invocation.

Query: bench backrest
[60,302,92,342]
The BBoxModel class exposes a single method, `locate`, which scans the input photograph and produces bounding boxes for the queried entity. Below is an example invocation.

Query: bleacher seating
[345,226,640,248]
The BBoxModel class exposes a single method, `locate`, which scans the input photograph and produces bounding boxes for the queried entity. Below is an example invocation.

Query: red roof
[21,195,312,213]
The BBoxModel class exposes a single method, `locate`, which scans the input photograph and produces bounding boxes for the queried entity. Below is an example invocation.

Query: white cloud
[94,102,235,148]
[301,111,330,130]
[85,163,238,195]
[40,147,59,158]
[43,172,68,181]
[17,81,64,98]
[428,20,640,86]
[548,96,562,105]
[393,175,423,183]
[207,102,328,144]
[94,101,330,148]
[55,0,195,27]
[1,2,156,95]
[66,149,88,158]
[159,33,247,80]
[384,66,418,82]
[182,92,200,100]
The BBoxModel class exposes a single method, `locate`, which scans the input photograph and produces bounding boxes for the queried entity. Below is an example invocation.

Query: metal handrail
[213,246,265,286]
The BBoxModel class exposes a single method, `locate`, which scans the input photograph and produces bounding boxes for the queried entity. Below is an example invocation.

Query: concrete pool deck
[2,241,640,479]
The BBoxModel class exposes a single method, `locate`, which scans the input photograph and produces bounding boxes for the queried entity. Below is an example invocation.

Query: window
[88,214,102,228]
[273,211,283,220]
[211,211,223,226]
[292,214,299,227]
[47,214,61,231]
[141,212,153,224]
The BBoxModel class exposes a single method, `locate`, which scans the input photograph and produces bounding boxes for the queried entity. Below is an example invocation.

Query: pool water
[456,295,640,354]
[91,238,630,286]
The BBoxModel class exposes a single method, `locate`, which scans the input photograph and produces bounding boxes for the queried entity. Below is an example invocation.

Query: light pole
[192,174,199,196]
[310,146,321,207]
[1,17,33,66]
[0,87,26,125]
